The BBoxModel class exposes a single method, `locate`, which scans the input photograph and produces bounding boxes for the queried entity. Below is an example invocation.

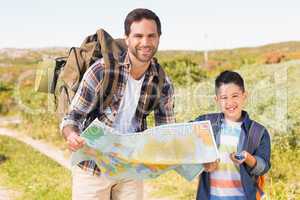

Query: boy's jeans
[72,166,143,200]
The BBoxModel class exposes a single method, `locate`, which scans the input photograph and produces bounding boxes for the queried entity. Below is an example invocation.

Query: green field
[0,135,71,200]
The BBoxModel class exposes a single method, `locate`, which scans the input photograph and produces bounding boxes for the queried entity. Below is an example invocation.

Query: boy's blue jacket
[194,111,271,200]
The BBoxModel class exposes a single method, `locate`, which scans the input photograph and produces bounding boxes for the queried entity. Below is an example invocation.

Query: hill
[1,41,300,67]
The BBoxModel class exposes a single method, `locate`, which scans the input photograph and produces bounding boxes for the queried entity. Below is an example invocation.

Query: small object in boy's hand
[234,153,245,160]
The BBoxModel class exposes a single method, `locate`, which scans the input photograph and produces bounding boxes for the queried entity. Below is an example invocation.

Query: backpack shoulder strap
[96,29,127,111]
[247,121,265,153]
[246,121,266,199]
[157,64,166,92]
[145,60,167,111]
[204,113,221,125]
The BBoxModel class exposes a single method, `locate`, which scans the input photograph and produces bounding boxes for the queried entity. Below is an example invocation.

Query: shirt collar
[240,110,252,132]
[219,110,252,132]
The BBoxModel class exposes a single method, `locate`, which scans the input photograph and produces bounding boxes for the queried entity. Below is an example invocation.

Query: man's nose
[140,37,150,46]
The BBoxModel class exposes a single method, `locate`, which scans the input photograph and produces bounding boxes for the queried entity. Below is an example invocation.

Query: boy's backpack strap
[246,121,265,154]
[247,121,266,200]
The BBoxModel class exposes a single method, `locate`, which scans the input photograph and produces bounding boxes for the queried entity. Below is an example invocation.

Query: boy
[194,70,271,200]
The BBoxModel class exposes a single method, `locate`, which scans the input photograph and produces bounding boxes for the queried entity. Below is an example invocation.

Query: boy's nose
[225,99,234,106]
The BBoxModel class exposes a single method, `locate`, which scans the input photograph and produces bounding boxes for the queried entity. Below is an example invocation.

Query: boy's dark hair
[215,70,245,94]
[124,8,162,36]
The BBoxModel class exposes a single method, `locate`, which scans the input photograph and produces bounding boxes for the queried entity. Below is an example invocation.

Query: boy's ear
[242,91,248,106]
[243,91,248,99]
[214,95,218,102]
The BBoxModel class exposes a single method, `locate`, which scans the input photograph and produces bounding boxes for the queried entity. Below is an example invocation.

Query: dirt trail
[0,187,10,200]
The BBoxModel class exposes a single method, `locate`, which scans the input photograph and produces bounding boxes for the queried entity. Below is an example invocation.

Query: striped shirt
[210,120,246,200]
[61,52,175,175]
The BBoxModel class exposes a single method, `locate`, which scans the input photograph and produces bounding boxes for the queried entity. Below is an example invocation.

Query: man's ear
[125,36,129,46]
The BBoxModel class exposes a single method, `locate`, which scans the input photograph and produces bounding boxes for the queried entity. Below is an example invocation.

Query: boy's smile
[215,83,247,122]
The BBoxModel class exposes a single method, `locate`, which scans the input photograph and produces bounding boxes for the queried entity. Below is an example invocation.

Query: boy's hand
[230,151,247,165]
[231,151,257,168]
[203,160,219,172]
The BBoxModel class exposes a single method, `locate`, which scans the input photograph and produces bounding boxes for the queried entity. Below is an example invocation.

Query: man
[61,8,175,200]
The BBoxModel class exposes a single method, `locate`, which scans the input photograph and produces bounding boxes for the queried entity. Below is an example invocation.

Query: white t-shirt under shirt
[209,119,246,200]
[112,74,145,133]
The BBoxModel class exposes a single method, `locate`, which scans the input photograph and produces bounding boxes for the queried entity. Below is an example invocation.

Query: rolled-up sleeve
[250,156,267,175]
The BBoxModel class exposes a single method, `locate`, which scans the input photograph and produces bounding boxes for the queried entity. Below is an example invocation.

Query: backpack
[204,114,266,200]
[50,29,125,121]
[48,29,166,125]
[248,122,266,200]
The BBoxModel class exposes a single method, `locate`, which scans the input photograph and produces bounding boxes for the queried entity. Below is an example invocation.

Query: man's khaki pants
[72,166,143,200]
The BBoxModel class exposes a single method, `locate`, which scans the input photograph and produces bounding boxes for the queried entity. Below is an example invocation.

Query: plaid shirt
[61,52,175,175]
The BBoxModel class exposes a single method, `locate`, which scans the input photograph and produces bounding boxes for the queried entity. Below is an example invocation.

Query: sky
[1,0,300,50]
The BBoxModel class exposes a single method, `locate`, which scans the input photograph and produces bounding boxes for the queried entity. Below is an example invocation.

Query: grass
[0,135,71,200]
[146,171,198,200]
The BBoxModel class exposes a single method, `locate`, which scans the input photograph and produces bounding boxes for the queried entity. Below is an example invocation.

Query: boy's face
[215,83,247,122]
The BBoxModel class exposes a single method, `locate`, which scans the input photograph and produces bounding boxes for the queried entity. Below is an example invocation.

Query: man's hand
[203,160,219,172]
[62,126,85,152]
[66,132,85,152]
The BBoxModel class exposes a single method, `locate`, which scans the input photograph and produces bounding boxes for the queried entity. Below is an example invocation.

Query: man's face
[215,83,247,122]
[125,18,160,63]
